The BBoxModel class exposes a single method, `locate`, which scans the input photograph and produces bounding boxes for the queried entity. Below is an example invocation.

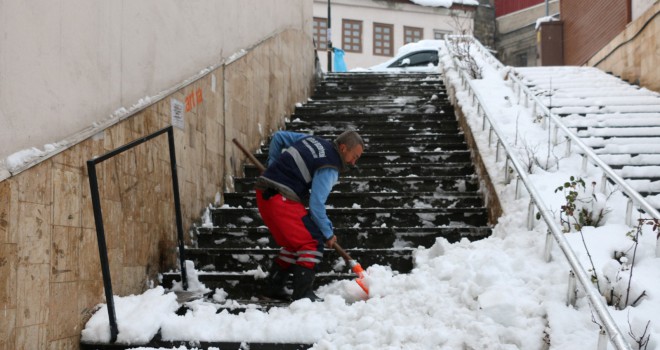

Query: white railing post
[626,198,633,227]
[597,327,608,350]
[544,230,553,262]
[567,270,577,307]
[527,200,535,230]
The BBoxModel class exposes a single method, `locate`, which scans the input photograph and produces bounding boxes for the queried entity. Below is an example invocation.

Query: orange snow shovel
[232,138,369,296]
[332,242,369,296]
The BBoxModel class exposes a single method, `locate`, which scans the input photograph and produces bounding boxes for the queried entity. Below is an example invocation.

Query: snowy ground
[81,40,660,349]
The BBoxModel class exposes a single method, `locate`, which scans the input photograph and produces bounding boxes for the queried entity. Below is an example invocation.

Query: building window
[516,52,528,67]
[434,29,451,39]
[342,19,362,53]
[373,23,394,56]
[404,26,423,44]
[313,17,328,50]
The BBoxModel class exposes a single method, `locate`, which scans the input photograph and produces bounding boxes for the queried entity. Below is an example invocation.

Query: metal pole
[567,270,577,307]
[544,230,553,262]
[327,0,332,72]
[527,200,535,230]
[87,161,119,343]
[168,128,188,290]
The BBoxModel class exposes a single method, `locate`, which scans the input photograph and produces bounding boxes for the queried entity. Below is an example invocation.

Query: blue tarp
[333,47,347,72]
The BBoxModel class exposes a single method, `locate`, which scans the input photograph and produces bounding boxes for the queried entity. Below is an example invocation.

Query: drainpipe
[327,0,333,72]
[545,0,549,16]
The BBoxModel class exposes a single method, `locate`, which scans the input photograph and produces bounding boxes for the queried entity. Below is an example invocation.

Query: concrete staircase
[516,66,660,209]
[84,72,492,350]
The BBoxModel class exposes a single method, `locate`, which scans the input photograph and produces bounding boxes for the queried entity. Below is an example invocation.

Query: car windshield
[389,50,438,68]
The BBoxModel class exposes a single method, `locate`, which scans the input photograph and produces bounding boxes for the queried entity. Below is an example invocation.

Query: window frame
[342,19,363,53]
[433,29,452,40]
[403,26,423,45]
[313,17,329,50]
[373,22,394,57]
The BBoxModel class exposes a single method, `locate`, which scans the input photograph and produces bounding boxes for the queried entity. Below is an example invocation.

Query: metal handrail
[441,37,632,350]
[466,36,660,225]
[86,125,187,343]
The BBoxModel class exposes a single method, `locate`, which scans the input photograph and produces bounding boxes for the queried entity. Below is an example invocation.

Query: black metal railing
[86,125,188,343]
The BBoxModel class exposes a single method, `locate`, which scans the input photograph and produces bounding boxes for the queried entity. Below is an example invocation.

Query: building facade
[312,0,477,71]
[494,0,559,67]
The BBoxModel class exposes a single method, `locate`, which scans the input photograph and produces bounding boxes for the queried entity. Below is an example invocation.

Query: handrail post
[567,270,577,307]
[527,200,535,230]
[544,230,553,262]
[86,125,189,342]
[168,128,188,290]
[597,327,608,350]
[86,161,119,343]
[600,174,608,194]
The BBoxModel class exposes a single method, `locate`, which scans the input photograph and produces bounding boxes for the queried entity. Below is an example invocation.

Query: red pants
[256,189,324,270]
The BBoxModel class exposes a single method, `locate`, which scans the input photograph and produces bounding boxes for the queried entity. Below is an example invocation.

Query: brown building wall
[587,2,660,92]
[561,0,631,65]
[0,28,315,350]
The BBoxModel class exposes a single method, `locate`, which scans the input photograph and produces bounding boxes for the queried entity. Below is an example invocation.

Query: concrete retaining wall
[588,2,660,92]
[0,27,315,349]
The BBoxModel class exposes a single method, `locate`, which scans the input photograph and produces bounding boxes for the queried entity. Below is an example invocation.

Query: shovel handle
[232,138,266,173]
[332,242,354,263]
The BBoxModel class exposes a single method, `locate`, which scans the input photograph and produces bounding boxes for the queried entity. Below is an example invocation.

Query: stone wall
[588,2,660,93]
[0,28,315,349]
[473,0,496,50]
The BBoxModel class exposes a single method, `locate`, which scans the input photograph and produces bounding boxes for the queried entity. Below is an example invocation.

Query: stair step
[211,207,488,228]
[180,248,415,275]
[223,190,483,208]
[252,151,473,165]
[83,337,310,350]
[311,91,449,99]
[293,105,451,115]
[289,112,455,122]
[196,226,492,249]
[245,162,475,178]
[162,271,362,301]
[286,120,461,132]
[234,175,480,193]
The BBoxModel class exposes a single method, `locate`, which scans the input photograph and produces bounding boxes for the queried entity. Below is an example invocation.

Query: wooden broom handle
[232,138,266,173]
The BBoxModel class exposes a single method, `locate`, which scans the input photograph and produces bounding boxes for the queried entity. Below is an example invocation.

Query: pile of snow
[536,15,559,30]
[410,0,479,7]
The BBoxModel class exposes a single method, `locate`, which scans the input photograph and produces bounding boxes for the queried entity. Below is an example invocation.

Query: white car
[366,40,442,72]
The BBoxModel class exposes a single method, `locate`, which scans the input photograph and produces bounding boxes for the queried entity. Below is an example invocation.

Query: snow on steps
[516,66,660,207]
[93,72,492,350]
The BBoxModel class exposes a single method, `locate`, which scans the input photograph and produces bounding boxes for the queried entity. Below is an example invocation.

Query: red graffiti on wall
[185,88,204,112]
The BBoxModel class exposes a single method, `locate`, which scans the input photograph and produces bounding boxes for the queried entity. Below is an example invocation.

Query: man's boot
[291,265,322,302]
[260,263,290,301]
